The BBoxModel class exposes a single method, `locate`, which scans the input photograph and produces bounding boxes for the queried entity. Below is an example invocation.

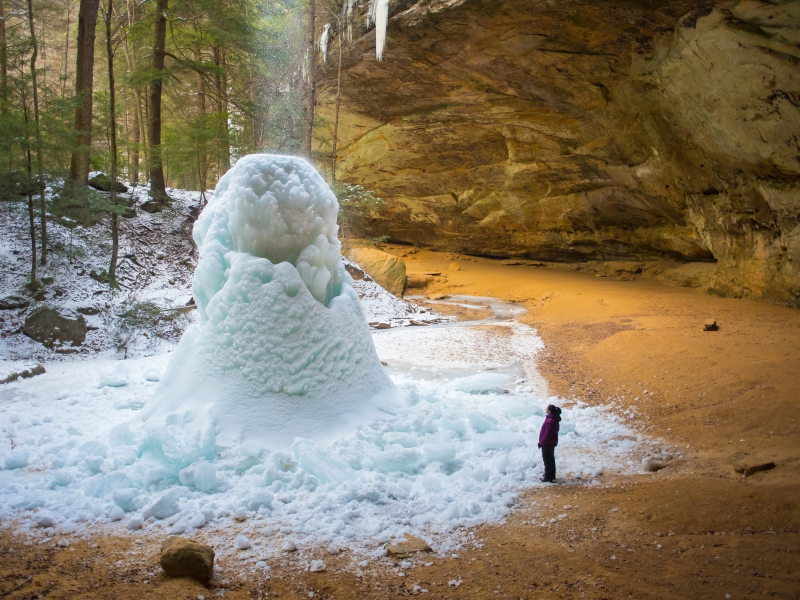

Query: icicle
[367,0,374,28]
[319,23,331,64]
[346,0,356,42]
[375,0,389,61]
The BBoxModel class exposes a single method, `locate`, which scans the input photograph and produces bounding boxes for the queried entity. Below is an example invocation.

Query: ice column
[138,155,394,465]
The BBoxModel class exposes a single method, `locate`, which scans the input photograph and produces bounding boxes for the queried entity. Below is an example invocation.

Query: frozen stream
[0,295,648,565]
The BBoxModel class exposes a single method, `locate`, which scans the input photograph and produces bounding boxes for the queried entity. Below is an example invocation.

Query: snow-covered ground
[1,172,660,574]
[0,296,657,570]
[0,184,201,361]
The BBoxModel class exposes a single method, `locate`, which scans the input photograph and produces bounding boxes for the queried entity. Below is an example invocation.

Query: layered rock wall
[315,0,800,306]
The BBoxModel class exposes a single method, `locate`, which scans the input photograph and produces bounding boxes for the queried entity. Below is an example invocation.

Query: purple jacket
[538,414,561,449]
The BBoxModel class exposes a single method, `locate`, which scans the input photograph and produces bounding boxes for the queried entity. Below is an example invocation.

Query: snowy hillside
[0,185,436,362]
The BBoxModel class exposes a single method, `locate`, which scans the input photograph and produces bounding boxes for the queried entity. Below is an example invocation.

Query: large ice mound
[138,155,394,456]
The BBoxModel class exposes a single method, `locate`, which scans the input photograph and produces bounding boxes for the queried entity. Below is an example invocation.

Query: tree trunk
[39,17,46,109]
[147,0,169,201]
[26,187,37,283]
[244,0,258,152]
[0,0,7,115]
[195,46,207,203]
[123,0,145,184]
[61,0,70,99]
[23,103,37,285]
[213,46,230,173]
[303,0,315,159]
[130,92,139,186]
[332,27,342,186]
[105,0,119,285]
[69,0,100,183]
[221,50,230,171]
[27,0,47,265]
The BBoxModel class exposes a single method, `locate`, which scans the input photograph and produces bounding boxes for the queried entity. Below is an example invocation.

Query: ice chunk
[4,451,29,470]
[188,513,206,528]
[469,412,498,434]
[195,463,217,493]
[310,559,326,572]
[169,518,188,534]
[293,439,355,484]
[79,441,109,458]
[49,471,73,488]
[112,488,140,512]
[422,442,456,464]
[139,155,394,451]
[142,488,184,520]
[34,513,56,528]
[98,362,131,387]
[109,423,136,447]
[144,367,162,382]
[247,490,274,511]
[235,534,251,550]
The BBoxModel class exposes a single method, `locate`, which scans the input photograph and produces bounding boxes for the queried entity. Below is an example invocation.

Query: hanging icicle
[367,0,375,28]
[319,23,331,64]
[375,0,389,61]
[346,0,356,42]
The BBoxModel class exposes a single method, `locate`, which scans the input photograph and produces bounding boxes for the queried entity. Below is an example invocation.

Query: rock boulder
[23,306,87,349]
[386,533,432,558]
[349,248,407,296]
[160,536,215,580]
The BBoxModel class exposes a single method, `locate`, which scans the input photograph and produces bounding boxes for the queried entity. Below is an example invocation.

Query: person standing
[538,404,562,483]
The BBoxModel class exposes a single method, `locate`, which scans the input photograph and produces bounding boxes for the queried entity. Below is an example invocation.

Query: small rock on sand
[448,263,460,271]
[703,320,718,331]
[386,533,432,558]
[643,456,668,472]
[160,536,215,581]
[733,461,775,477]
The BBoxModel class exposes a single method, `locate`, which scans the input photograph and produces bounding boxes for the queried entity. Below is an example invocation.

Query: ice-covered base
[0,313,654,561]
[140,155,393,455]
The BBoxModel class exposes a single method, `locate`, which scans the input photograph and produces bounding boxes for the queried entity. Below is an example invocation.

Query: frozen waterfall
[137,155,395,462]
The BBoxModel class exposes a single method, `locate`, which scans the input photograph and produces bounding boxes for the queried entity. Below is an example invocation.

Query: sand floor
[2,249,799,599]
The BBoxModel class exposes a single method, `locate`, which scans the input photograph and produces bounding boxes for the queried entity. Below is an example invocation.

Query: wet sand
[2,250,799,599]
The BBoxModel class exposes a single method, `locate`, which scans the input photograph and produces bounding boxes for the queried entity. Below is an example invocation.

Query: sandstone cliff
[314,0,800,307]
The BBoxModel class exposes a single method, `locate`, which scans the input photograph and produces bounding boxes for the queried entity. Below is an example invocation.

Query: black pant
[541,447,556,482]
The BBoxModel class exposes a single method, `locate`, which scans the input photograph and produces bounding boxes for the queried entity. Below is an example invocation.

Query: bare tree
[147,0,169,201]
[302,0,315,159]
[69,0,100,184]
[0,0,7,115]
[20,83,37,285]
[104,0,119,284]
[123,0,145,186]
[27,0,47,265]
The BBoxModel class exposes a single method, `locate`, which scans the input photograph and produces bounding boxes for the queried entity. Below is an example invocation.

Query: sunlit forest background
[0,0,307,202]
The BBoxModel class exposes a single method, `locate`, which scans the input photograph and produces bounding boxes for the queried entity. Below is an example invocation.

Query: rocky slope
[315,0,800,307]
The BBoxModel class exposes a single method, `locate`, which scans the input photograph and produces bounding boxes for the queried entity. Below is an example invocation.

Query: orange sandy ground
[1,249,799,599]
